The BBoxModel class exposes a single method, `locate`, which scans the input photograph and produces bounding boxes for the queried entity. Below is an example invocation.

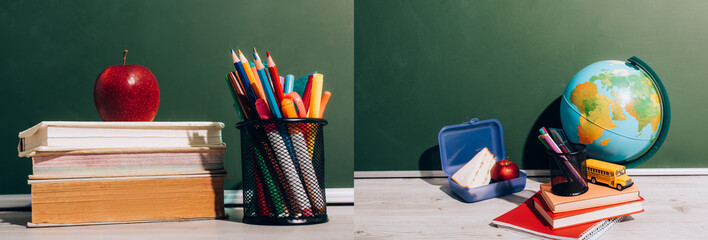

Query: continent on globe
[569,81,616,144]
[625,75,662,135]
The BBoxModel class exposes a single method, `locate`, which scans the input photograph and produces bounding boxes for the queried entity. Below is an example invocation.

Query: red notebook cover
[534,194,644,229]
[492,192,622,240]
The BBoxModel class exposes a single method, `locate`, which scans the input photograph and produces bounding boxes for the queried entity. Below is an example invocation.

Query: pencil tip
[253,47,258,53]
[266,51,270,57]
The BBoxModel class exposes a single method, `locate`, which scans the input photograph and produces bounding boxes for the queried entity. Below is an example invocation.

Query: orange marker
[285,92,308,118]
[320,91,331,118]
[282,99,298,118]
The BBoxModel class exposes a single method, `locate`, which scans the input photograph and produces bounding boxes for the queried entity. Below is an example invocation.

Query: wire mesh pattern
[237,118,328,225]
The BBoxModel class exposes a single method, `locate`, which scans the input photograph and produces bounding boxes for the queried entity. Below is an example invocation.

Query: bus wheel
[616,184,623,191]
[590,178,596,184]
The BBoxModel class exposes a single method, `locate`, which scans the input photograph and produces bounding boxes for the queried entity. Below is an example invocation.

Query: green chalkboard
[0,0,353,194]
[355,0,708,171]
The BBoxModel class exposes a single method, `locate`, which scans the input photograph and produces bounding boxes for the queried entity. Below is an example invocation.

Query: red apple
[490,159,520,182]
[94,50,160,121]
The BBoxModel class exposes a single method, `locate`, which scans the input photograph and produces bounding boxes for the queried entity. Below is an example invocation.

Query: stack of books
[493,182,643,240]
[18,121,228,227]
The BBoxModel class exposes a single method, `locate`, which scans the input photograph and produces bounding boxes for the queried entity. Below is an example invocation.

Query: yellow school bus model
[585,159,633,191]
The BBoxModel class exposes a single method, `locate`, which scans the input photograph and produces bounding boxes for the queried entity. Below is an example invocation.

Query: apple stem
[123,50,128,65]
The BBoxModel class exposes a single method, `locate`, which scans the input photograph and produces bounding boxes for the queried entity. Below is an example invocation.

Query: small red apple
[491,159,520,182]
[94,50,160,121]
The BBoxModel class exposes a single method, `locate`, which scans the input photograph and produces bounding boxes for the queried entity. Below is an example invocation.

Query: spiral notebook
[492,191,623,240]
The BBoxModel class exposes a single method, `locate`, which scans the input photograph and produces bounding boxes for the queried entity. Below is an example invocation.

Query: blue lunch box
[438,118,526,203]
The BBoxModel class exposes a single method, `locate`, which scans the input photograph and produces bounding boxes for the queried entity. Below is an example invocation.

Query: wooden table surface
[354,176,708,239]
[2,175,707,239]
[0,206,353,240]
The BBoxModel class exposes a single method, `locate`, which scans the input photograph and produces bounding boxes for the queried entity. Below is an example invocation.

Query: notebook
[492,192,623,240]
[533,193,643,229]
[540,182,640,213]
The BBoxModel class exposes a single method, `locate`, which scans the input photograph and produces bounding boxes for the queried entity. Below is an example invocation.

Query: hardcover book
[28,147,225,178]
[540,182,640,213]
[533,193,643,229]
[18,121,225,157]
[28,173,226,227]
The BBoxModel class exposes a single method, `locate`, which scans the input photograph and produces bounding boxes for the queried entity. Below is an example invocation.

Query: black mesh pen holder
[236,118,328,225]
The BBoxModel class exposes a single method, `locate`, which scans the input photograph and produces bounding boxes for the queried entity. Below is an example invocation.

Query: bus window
[617,168,626,176]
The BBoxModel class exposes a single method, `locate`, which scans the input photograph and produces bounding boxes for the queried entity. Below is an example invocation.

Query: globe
[560,57,670,168]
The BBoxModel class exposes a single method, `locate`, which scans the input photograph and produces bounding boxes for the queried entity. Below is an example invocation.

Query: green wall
[355,0,708,171]
[0,0,353,194]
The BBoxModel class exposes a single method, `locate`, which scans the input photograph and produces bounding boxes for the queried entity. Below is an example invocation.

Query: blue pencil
[231,48,257,105]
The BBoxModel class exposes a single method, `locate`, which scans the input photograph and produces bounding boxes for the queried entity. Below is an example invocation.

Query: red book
[533,193,644,229]
[492,192,623,240]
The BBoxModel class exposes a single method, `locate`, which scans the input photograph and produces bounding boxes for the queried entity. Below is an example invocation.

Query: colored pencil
[256,65,282,118]
[267,51,286,111]
[227,72,258,120]
[224,73,244,121]
[239,49,266,101]
[253,48,276,97]
[231,49,258,105]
